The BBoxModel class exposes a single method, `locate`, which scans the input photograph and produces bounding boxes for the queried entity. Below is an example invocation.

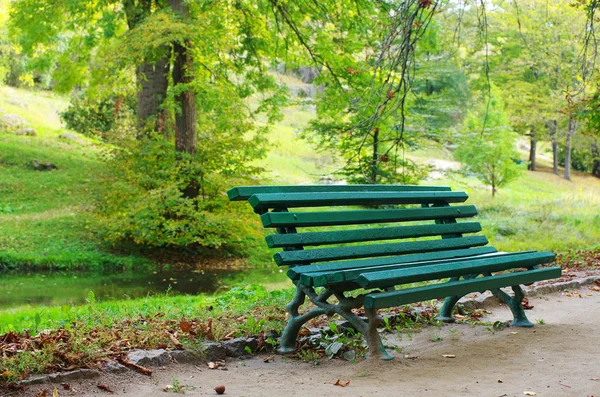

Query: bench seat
[228,184,560,360]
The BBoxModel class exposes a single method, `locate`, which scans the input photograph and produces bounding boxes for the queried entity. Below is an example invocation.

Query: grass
[0,86,151,270]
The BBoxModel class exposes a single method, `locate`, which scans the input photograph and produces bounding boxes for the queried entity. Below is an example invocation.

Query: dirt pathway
[20,290,600,397]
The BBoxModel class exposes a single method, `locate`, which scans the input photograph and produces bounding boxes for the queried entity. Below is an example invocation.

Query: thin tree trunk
[550,120,558,175]
[371,128,379,184]
[527,127,536,171]
[564,116,577,181]
[592,142,600,179]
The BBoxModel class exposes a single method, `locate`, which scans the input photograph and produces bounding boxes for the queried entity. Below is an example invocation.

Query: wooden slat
[274,236,489,266]
[227,185,452,201]
[356,251,556,289]
[301,250,535,287]
[249,191,467,211]
[287,247,498,280]
[364,267,562,309]
[266,222,482,248]
[261,205,477,228]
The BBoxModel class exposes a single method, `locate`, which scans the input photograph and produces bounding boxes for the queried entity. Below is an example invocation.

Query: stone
[47,369,101,383]
[15,127,37,136]
[58,132,82,141]
[222,337,259,357]
[103,361,128,374]
[0,114,27,132]
[8,97,28,108]
[31,160,58,171]
[203,342,227,361]
[170,349,205,364]
[127,349,171,367]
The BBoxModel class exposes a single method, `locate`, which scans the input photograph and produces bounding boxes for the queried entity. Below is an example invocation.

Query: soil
[16,288,600,397]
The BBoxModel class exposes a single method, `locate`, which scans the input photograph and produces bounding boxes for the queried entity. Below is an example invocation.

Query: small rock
[31,160,58,171]
[0,114,27,132]
[58,132,82,142]
[214,385,226,395]
[127,349,171,367]
[15,127,37,136]
[8,97,28,108]
[222,337,258,357]
[103,361,128,374]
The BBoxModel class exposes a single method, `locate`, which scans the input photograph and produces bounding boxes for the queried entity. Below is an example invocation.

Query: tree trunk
[136,60,169,131]
[564,116,577,181]
[592,142,600,179]
[527,127,536,171]
[550,120,558,175]
[371,128,379,184]
[171,0,198,198]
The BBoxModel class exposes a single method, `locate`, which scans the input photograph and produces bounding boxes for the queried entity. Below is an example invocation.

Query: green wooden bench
[228,185,561,360]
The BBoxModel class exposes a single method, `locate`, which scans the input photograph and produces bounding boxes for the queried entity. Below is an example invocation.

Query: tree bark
[136,60,169,131]
[170,0,198,198]
[124,0,169,132]
[371,128,379,184]
[527,127,536,171]
[550,120,559,175]
[592,142,600,179]
[564,116,577,181]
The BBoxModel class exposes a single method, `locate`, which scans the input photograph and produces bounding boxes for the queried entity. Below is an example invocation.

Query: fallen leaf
[208,362,216,369]
[558,381,571,388]
[454,314,466,320]
[404,354,418,359]
[61,384,71,390]
[523,392,537,396]
[52,388,59,397]
[590,378,599,381]
[97,384,114,393]
[180,321,192,333]
[333,379,350,387]
[511,331,519,335]
[263,356,275,363]
[442,354,456,358]
[163,385,173,392]
[298,327,311,336]
[589,286,600,292]
[521,298,534,310]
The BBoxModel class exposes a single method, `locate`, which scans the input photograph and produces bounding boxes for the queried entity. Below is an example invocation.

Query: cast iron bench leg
[491,285,533,327]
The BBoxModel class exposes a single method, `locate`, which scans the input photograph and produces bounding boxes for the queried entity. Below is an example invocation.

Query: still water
[0,267,290,310]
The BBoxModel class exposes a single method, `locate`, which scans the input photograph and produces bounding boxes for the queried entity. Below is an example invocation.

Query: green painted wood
[274,235,489,266]
[266,222,482,248]
[249,191,467,211]
[287,247,498,280]
[356,251,556,289]
[364,267,562,309]
[261,205,477,228]
[227,185,452,201]
[301,250,537,287]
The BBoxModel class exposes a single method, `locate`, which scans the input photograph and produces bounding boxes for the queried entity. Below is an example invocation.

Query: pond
[0,266,291,310]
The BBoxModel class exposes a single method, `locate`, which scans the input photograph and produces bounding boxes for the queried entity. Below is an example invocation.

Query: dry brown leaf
[590,286,600,292]
[454,314,466,320]
[97,384,114,393]
[404,355,418,359]
[442,354,456,358]
[523,392,537,396]
[333,379,350,387]
[298,327,312,336]
[180,321,192,333]
[52,388,60,397]
[167,331,183,349]
[590,377,600,381]
[263,356,275,363]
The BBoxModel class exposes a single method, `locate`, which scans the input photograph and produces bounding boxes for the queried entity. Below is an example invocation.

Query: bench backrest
[228,185,488,269]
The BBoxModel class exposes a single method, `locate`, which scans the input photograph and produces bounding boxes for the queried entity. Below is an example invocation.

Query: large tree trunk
[527,127,536,171]
[550,120,559,175]
[124,0,169,133]
[136,60,169,131]
[564,116,577,181]
[171,0,198,198]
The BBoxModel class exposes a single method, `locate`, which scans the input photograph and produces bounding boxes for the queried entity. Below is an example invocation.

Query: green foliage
[97,137,263,253]
[455,93,524,197]
[61,94,137,141]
